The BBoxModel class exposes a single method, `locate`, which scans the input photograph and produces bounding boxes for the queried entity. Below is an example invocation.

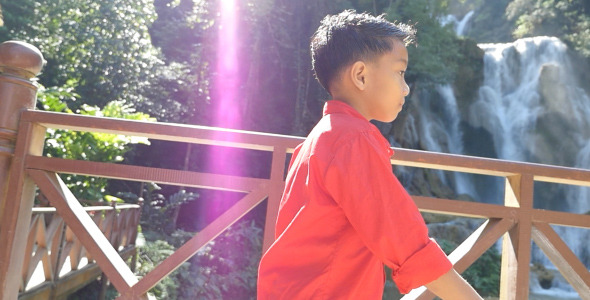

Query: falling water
[440,11,474,37]
[416,11,480,198]
[568,143,590,214]
[456,11,474,37]
[430,13,590,296]
[471,38,569,162]
[418,85,476,197]
[468,36,590,298]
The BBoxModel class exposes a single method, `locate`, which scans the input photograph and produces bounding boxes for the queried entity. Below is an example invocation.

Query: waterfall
[440,11,474,37]
[417,11,478,198]
[568,143,590,214]
[433,84,476,197]
[416,85,477,198]
[468,37,588,163]
[430,12,589,298]
[456,11,474,37]
[467,36,590,297]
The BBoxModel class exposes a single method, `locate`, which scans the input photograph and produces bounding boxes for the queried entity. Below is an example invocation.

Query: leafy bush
[130,183,199,234]
[135,219,262,300]
[135,238,187,299]
[38,83,154,201]
[437,238,501,297]
[175,220,262,300]
[67,277,119,300]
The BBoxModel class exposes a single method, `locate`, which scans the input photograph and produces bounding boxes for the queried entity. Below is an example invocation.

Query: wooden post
[500,174,534,300]
[262,146,287,252]
[0,40,44,299]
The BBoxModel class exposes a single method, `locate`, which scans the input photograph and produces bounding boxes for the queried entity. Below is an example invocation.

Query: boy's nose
[403,83,410,96]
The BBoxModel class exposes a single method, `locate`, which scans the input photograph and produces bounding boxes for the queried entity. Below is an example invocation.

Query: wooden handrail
[21,110,590,186]
[20,110,303,152]
[391,147,590,187]
[32,204,140,213]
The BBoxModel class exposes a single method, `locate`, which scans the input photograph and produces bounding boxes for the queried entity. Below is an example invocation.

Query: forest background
[0,0,589,299]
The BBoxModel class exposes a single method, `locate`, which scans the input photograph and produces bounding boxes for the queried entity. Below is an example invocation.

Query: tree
[3,0,161,111]
[507,0,590,58]
[0,0,35,39]
[38,82,154,201]
[386,0,463,85]
[144,0,214,124]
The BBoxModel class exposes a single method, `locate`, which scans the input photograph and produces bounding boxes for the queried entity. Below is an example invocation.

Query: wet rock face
[532,61,590,167]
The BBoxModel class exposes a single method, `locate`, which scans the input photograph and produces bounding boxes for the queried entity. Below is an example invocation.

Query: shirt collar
[322,100,395,157]
[322,100,367,120]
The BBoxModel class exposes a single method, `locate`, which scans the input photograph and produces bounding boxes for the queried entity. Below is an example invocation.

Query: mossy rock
[453,38,485,118]
[531,262,554,289]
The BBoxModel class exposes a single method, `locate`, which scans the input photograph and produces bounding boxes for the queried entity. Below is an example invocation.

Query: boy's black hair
[310,10,416,93]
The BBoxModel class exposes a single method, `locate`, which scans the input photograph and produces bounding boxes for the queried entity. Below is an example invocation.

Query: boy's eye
[399,71,405,76]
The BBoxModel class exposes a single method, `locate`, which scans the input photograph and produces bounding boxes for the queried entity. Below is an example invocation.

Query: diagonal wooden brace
[402,217,515,300]
[532,222,590,299]
[117,184,269,299]
[27,170,139,295]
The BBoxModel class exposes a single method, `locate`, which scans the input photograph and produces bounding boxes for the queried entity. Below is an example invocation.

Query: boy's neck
[330,94,371,121]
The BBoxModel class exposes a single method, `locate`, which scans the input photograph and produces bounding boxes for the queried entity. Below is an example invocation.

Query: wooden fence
[0,41,589,300]
[19,204,141,299]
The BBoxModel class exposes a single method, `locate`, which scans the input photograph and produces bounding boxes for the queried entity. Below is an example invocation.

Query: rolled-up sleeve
[323,132,452,294]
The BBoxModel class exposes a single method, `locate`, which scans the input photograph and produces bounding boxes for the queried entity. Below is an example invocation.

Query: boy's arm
[425,268,483,300]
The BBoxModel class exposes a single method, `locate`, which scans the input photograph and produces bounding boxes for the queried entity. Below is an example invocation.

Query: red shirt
[257,100,452,299]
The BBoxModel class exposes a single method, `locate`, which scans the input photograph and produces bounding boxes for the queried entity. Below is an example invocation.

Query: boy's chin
[374,114,399,123]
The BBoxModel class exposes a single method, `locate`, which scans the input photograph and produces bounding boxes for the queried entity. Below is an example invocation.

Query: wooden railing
[390,149,590,299]
[19,204,141,299]
[1,110,302,300]
[0,41,589,300]
[2,109,589,300]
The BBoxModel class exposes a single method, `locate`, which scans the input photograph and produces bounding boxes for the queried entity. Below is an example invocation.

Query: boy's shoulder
[305,112,388,159]
[314,111,373,141]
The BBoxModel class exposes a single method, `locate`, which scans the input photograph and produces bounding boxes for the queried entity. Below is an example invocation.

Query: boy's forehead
[382,39,409,64]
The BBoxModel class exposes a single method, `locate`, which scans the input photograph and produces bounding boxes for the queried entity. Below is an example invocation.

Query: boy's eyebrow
[397,58,408,65]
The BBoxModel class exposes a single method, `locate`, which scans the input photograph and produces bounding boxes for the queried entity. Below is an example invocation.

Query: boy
[258,10,482,299]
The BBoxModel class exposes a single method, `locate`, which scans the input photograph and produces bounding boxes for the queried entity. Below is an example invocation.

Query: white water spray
[440,11,474,37]
[469,36,590,297]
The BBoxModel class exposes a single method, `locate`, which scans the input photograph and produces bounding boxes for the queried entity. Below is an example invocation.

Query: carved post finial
[0,40,44,151]
[0,40,44,79]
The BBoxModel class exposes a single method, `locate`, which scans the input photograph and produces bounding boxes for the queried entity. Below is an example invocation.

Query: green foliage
[175,220,262,300]
[38,84,154,201]
[136,238,186,299]
[386,0,464,85]
[134,219,262,300]
[453,38,485,111]
[67,278,119,300]
[460,0,513,43]
[137,184,199,234]
[507,0,590,58]
[0,0,35,40]
[2,0,161,110]
[437,239,501,297]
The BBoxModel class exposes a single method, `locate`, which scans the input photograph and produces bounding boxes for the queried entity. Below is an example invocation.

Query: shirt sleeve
[323,132,452,294]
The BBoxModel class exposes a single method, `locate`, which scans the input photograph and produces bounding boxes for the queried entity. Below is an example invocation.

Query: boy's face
[363,39,410,122]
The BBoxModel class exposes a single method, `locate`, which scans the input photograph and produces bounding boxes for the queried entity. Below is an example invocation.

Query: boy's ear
[350,61,367,91]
